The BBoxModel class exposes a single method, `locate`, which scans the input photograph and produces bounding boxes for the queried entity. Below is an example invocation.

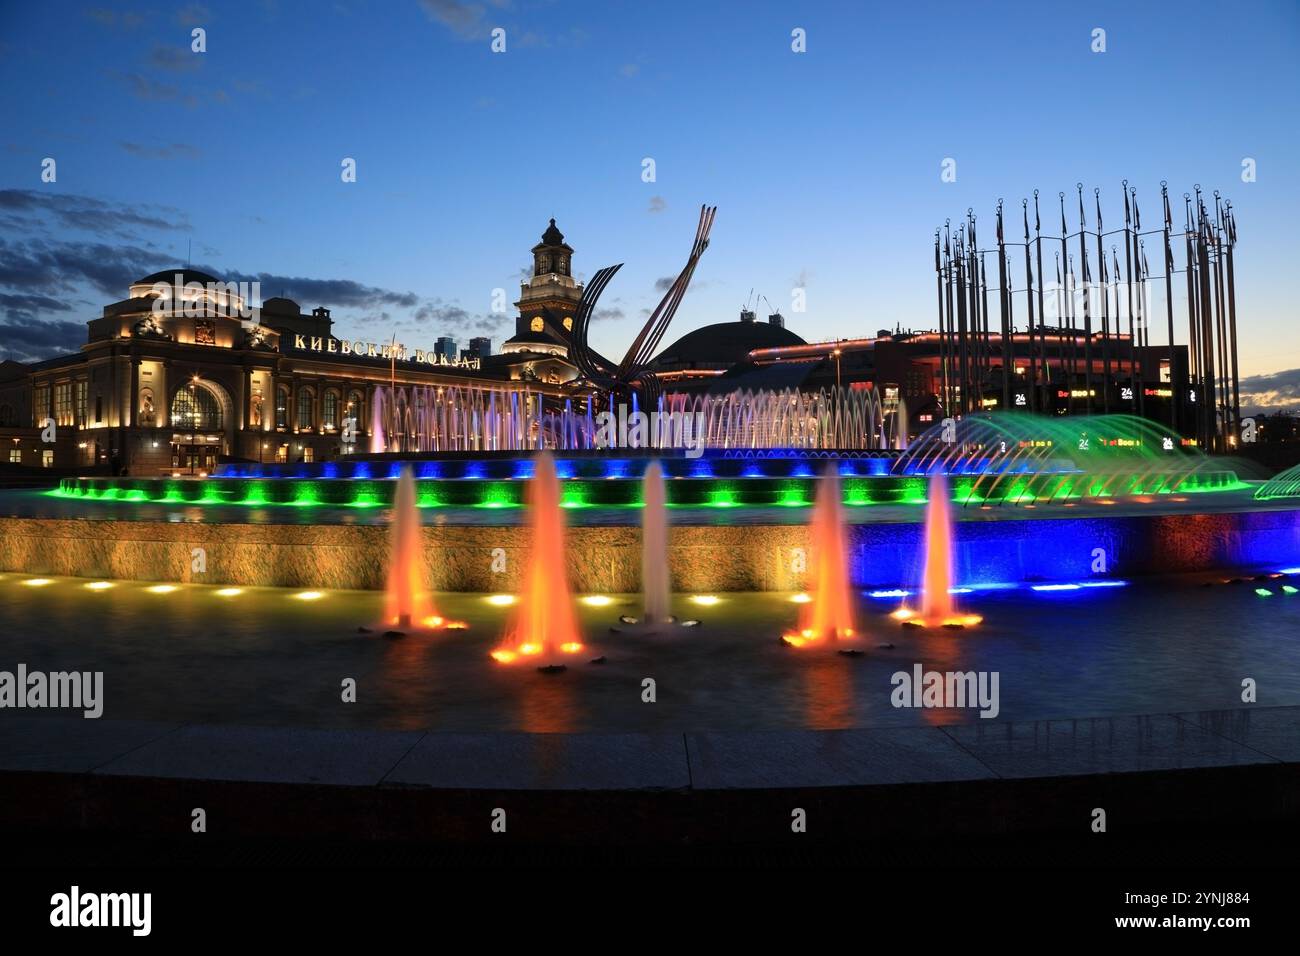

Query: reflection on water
[1,573,1298,733]
[800,656,855,729]
[519,677,578,735]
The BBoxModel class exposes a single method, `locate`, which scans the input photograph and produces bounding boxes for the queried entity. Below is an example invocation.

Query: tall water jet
[894,398,909,450]
[641,461,671,625]
[784,465,857,647]
[491,450,583,665]
[383,465,464,631]
[921,471,955,623]
[894,471,980,628]
[370,388,387,453]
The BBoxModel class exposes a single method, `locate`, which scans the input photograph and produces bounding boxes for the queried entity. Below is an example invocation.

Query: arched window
[275,385,289,430]
[170,383,223,431]
[296,387,315,431]
[530,316,544,332]
[322,389,340,430]
[346,390,364,429]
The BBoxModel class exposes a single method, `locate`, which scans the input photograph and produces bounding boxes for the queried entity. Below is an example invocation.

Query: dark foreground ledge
[1,707,1297,846]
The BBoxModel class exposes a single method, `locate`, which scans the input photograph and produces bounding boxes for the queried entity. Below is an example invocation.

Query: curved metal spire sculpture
[568,204,716,408]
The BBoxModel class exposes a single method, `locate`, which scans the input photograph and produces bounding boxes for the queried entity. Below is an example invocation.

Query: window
[75,381,88,426]
[303,446,314,463]
[346,390,364,431]
[322,389,340,431]
[8,449,19,464]
[296,387,315,431]
[275,386,289,430]
[41,450,53,468]
[170,384,223,431]
[54,383,73,426]
[33,385,49,425]
[275,444,288,463]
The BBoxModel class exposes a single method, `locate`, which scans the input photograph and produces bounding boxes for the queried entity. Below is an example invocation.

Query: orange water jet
[784,465,857,646]
[902,471,980,628]
[492,450,583,664]
[384,466,462,630]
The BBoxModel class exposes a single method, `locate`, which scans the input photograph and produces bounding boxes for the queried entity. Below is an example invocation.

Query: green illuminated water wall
[52,470,1246,510]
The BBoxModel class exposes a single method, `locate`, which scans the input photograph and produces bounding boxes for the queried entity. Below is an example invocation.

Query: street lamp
[832,348,842,391]
[189,374,199,476]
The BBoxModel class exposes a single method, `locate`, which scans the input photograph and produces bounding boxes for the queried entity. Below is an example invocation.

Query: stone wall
[0,507,1297,592]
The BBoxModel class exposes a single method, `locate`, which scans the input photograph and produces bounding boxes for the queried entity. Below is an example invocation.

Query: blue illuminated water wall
[214,451,906,481]
[843,509,1300,588]
[212,449,1083,482]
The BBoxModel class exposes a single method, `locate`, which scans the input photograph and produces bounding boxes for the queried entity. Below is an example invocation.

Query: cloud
[410,299,509,338]
[229,273,420,311]
[148,44,201,73]
[654,276,674,292]
[0,291,73,318]
[418,0,489,40]
[592,307,625,321]
[0,313,85,363]
[1240,367,1300,412]
[0,189,191,238]
[619,63,639,77]
[113,71,199,108]
[119,141,201,160]
[647,195,667,214]
[174,3,212,27]
[0,237,174,297]
[85,9,146,30]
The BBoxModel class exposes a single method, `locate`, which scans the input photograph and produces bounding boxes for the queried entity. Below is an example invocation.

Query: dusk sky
[2,0,1298,405]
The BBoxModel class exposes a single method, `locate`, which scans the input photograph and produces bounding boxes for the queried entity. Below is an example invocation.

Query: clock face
[563,317,573,330]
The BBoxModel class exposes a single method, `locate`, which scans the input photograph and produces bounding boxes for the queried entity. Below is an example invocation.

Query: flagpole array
[933,182,1241,451]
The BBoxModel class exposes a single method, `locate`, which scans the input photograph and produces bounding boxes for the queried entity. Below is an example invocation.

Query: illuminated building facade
[0,227,583,474]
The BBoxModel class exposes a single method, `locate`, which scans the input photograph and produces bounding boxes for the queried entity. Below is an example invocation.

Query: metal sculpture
[568,204,716,410]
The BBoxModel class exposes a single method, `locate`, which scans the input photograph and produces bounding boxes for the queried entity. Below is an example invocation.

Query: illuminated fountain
[384,466,463,631]
[893,398,909,451]
[894,471,981,629]
[491,451,584,668]
[608,459,705,636]
[364,383,888,454]
[783,465,858,650]
[641,461,671,625]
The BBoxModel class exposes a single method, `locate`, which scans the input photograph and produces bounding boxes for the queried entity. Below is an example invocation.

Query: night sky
[1,1,1297,406]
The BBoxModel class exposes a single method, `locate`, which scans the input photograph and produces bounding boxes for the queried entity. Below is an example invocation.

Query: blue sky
[1,0,1298,400]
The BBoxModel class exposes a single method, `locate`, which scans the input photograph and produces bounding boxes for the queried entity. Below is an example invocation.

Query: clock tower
[507,218,584,354]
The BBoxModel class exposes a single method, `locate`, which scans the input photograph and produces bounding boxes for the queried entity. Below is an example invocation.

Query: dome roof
[540,218,565,245]
[653,320,806,369]
[134,268,223,287]
[261,296,301,315]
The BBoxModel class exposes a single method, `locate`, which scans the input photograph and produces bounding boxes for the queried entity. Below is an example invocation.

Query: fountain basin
[52,468,1245,511]
[1,491,1296,591]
